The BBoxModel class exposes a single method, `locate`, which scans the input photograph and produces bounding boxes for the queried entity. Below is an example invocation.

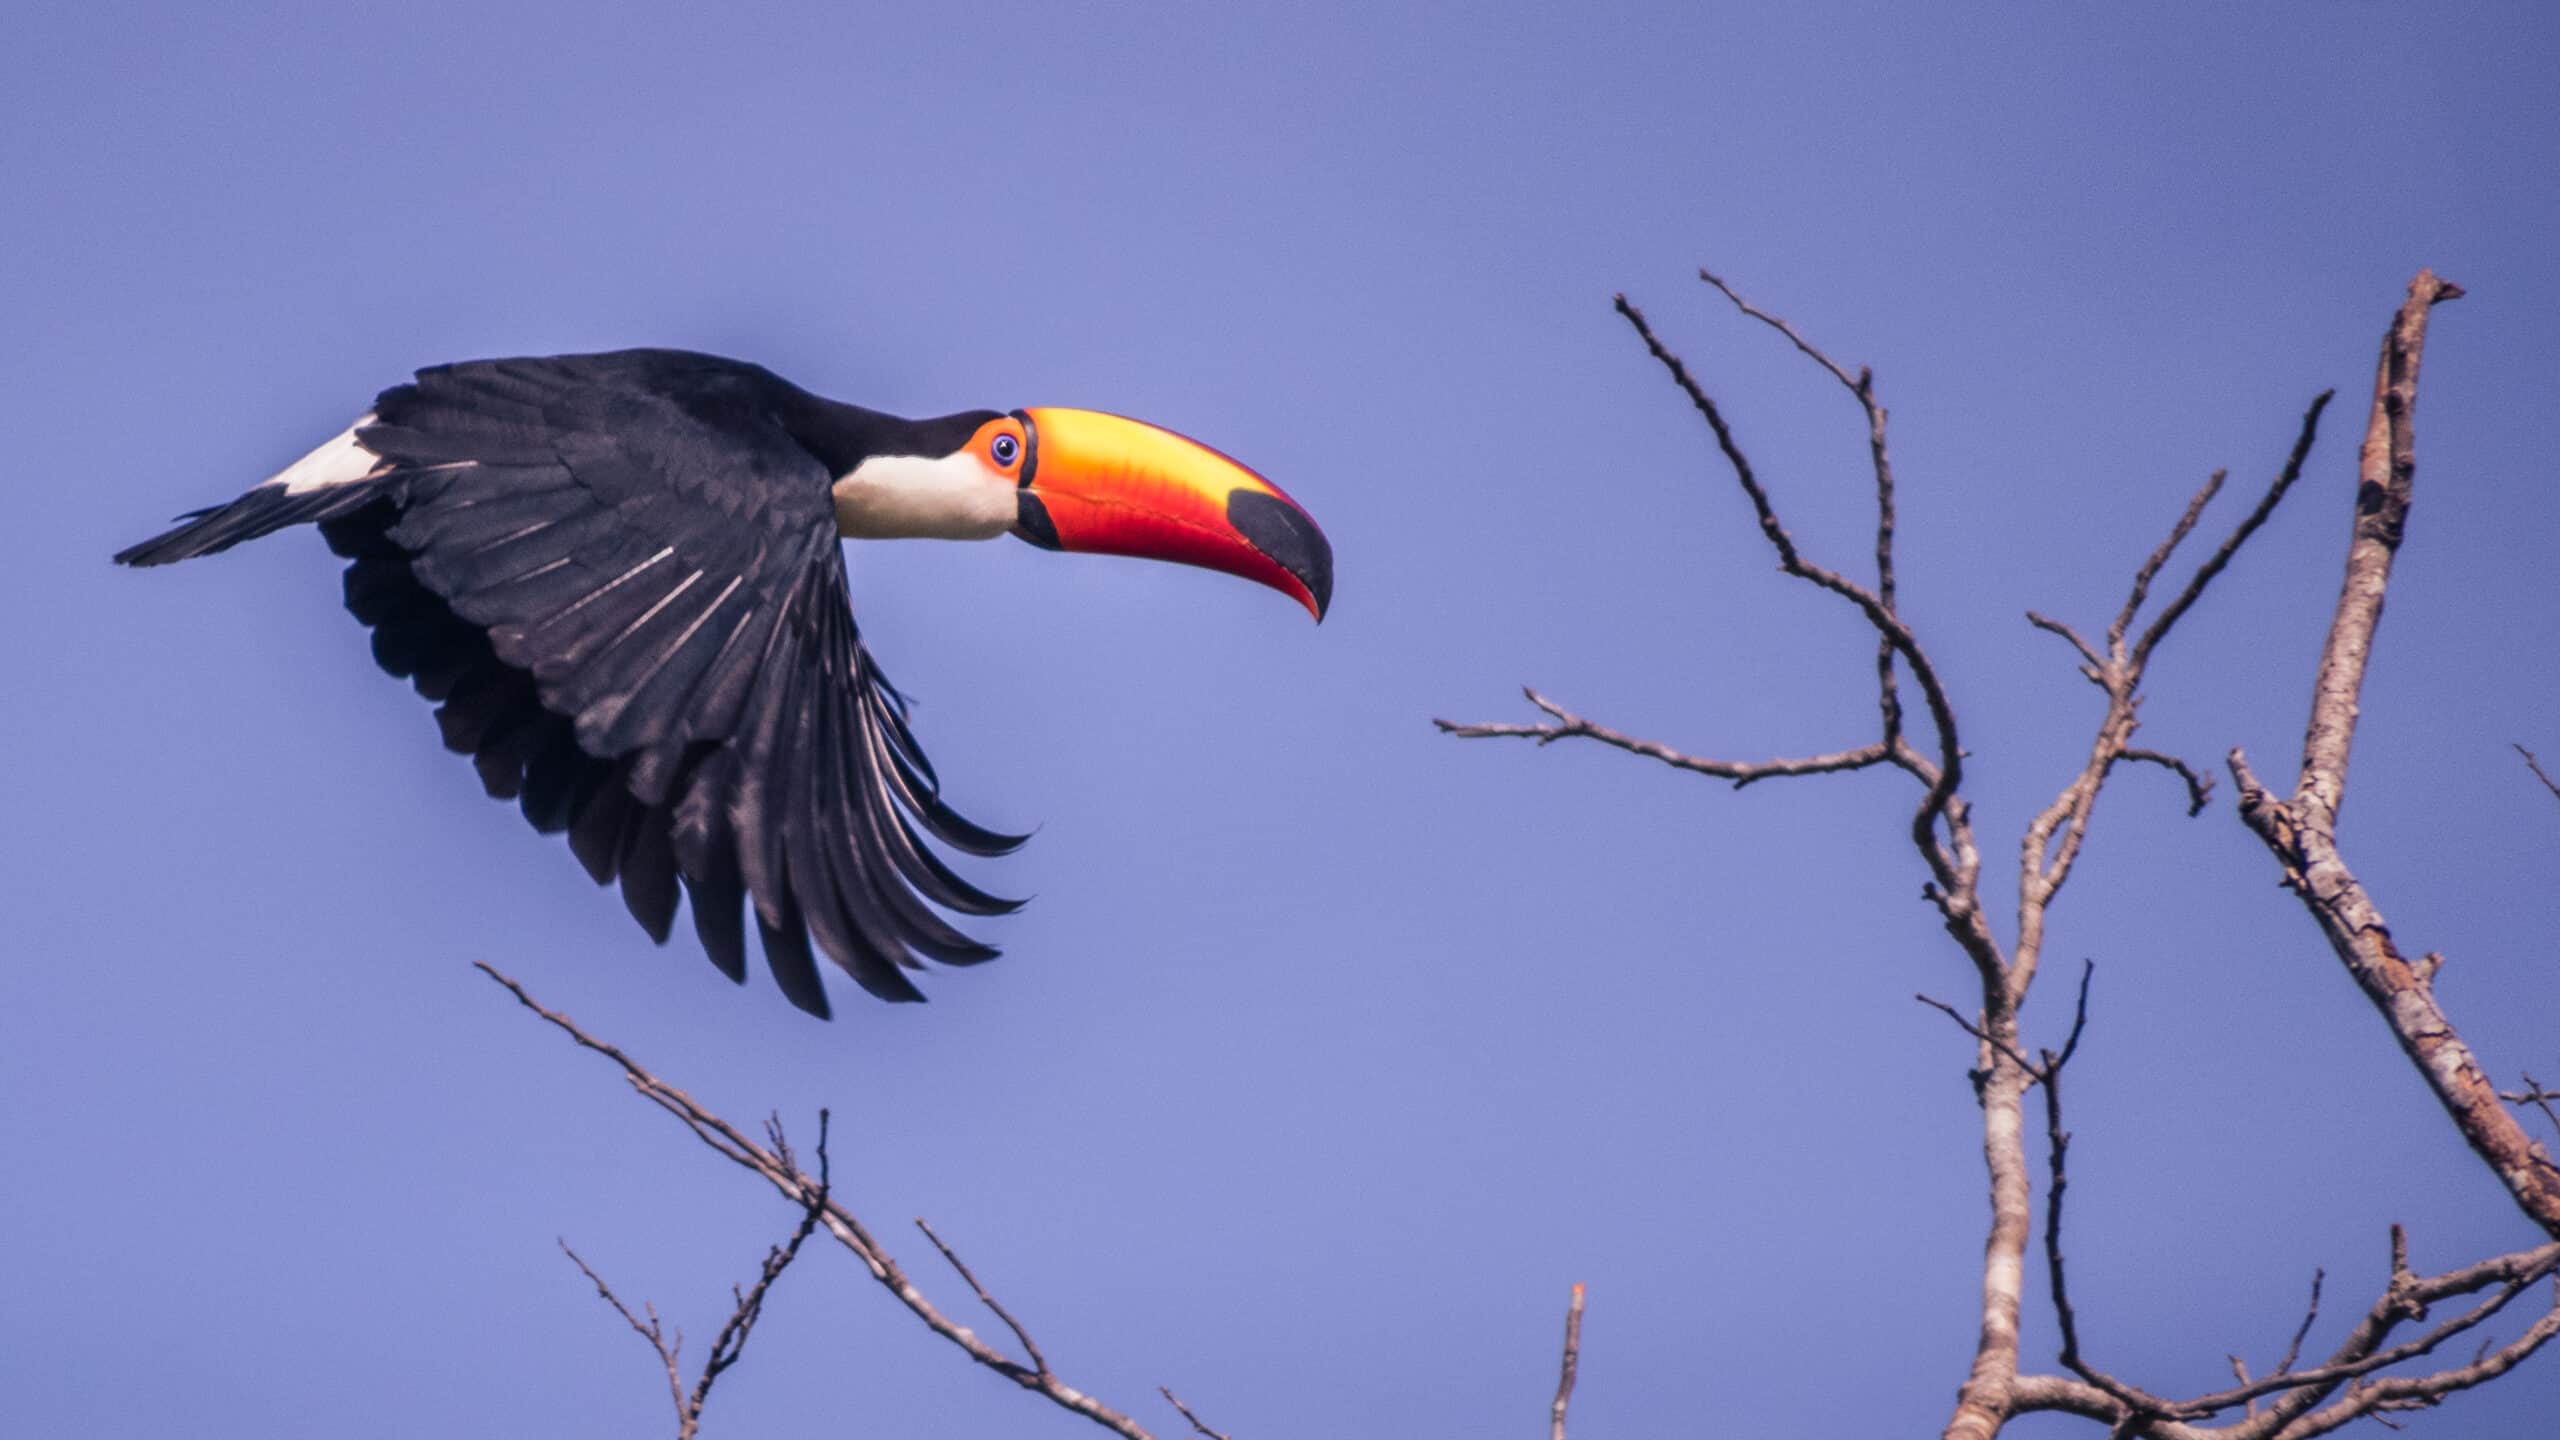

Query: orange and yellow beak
[999,407,1331,621]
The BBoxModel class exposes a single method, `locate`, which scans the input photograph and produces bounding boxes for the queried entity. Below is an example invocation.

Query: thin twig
[2037,970,2180,1420]
[916,1218,1053,1380]
[2027,610,2107,680]
[2111,469,2227,655]
[1696,267,1863,394]
[2131,394,2335,669]
[1915,992,2042,1079]
[1693,267,1912,746]
[1610,292,1975,907]
[688,1111,833,1422]
[2275,1271,2326,1379]
[1158,1388,1234,1440]
[2161,1189,2559,1412]
[2502,1072,2560,1147]
[2516,744,2560,804]
[2123,748,2214,816]
[1435,688,1893,789]
[560,1241,693,1437]
[2052,961,2096,1072]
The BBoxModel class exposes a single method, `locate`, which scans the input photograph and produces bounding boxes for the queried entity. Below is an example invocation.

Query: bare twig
[560,1241,694,1437]
[1551,1282,1586,1440]
[2502,1072,2560,1147]
[2274,1271,2325,1380]
[1916,992,2041,1079]
[2028,610,2107,680]
[1609,292,1977,911]
[2190,1245,2558,1420]
[556,1133,833,1440]
[688,1112,832,1421]
[477,961,1167,1440]
[2037,968,2183,1422]
[2052,960,2095,1072]
[916,1217,1053,1380]
[1433,688,1894,789]
[2024,1227,2558,1437]
[2111,469,2226,655]
[1694,266,1911,746]
[2122,748,2214,817]
[2516,745,2560,804]
[2131,395,2334,669]
[2275,1283,2560,1438]
[1158,1388,1234,1440]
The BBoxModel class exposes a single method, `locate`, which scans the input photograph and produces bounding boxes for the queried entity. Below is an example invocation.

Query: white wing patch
[271,414,385,494]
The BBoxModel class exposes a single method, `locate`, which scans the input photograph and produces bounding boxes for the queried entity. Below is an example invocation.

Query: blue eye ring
[991,433,1020,466]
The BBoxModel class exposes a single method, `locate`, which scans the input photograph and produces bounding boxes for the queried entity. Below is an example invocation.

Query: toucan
[115,350,1332,1017]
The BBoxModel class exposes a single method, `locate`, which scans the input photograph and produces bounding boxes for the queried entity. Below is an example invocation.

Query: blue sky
[7,3,2558,1436]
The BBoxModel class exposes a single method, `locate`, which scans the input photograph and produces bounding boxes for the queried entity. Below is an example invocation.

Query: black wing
[124,351,1024,1015]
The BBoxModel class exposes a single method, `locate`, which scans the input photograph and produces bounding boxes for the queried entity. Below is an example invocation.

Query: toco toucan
[116,350,1332,1017]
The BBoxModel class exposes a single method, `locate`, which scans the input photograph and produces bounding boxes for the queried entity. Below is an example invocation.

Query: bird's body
[118,350,1330,1018]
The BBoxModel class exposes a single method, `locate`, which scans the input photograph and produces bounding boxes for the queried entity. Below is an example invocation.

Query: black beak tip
[1227,488,1332,622]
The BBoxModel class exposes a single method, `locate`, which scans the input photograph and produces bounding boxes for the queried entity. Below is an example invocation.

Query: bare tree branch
[1436,267,2549,1440]
[2277,1286,2560,1438]
[2131,398,2333,670]
[1433,687,1895,788]
[477,961,1170,1440]
[1694,265,1911,748]
[559,1116,832,1440]
[1551,1282,1586,1440]
[1441,281,1998,990]
[1606,291,1974,903]
[2225,272,2560,1239]
[2010,394,2331,1020]
[2178,1238,2559,1431]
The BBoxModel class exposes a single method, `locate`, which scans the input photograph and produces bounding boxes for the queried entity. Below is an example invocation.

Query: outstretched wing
[125,351,1024,1015]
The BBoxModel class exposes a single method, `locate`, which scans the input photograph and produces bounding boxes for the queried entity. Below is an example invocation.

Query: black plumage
[116,350,1027,1016]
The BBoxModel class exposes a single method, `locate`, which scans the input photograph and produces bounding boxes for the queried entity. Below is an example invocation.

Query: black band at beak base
[1013,490,1063,550]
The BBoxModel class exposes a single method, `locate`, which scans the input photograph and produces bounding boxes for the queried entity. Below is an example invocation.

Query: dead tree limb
[2225,271,2560,1238]
[1441,267,2560,1436]
[1441,268,2342,1440]
[477,960,1175,1440]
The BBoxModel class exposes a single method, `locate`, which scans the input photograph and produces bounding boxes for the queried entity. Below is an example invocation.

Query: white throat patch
[831,451,1017,541]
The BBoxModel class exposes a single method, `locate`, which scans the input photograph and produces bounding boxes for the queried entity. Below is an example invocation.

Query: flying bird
[116,350,1331,1017]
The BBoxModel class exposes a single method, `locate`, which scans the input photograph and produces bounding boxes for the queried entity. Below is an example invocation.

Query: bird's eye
[991,434,1020,466]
